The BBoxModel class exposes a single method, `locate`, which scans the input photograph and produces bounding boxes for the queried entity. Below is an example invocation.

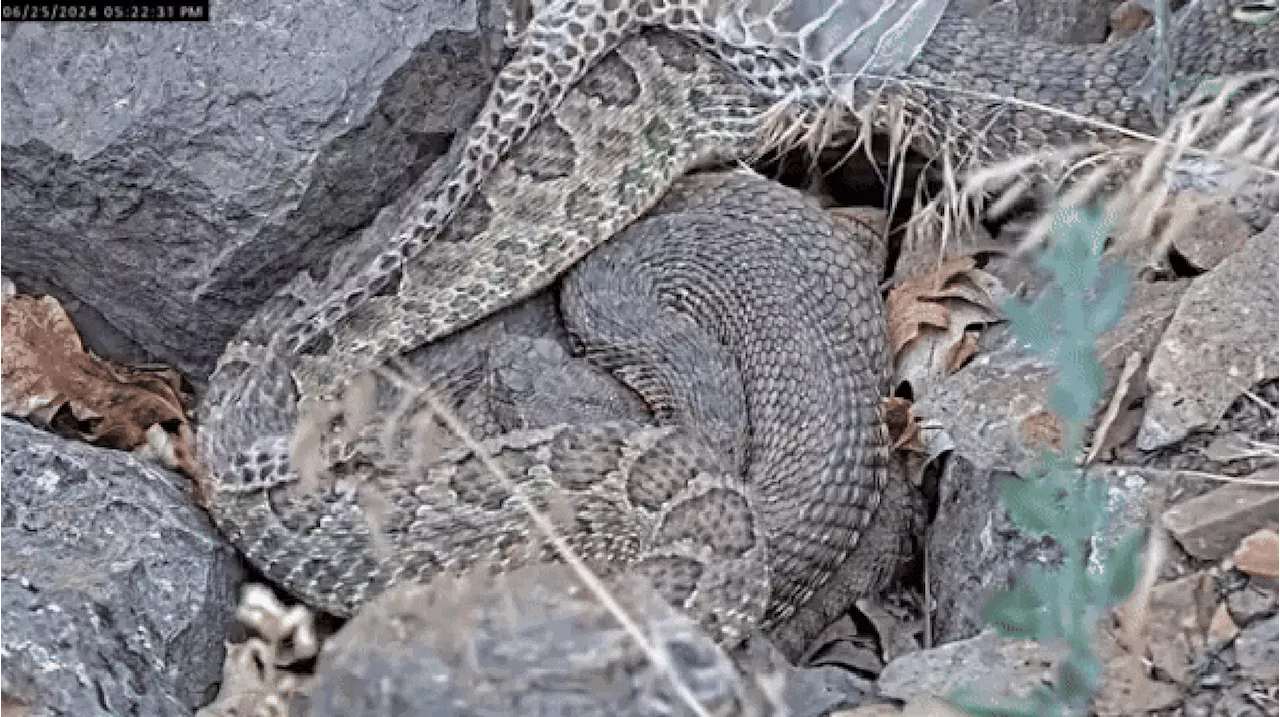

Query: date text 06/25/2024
[2,1,208,21]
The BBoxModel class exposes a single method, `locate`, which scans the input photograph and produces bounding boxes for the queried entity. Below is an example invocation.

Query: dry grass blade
[1114,529,1168,655]
[751,0,1277,262]
[976,74,1280,258]
[1086,351,1144,465]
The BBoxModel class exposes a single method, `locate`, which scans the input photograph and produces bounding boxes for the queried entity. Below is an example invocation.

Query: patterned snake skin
[197,0,1277,662]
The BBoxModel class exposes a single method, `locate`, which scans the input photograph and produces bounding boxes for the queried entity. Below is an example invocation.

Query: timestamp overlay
[2,0,208,21]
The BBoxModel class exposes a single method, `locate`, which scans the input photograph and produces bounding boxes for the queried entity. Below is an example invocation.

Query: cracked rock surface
[1,418,246,716]
[1,0,507,379]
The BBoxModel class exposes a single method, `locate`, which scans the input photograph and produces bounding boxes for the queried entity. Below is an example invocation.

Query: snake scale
[197,0,1278,666]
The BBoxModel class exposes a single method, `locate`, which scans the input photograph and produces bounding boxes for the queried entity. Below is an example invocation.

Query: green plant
[949,204,1146,717]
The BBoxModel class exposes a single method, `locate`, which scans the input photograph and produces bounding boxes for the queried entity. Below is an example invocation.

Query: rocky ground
[836,208,1280,716]
[2,1,1277,716]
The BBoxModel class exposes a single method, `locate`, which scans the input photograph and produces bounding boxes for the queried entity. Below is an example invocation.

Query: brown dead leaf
[886,256,977,354]
[1108,0,1152,39]
[1233,528,1279,578]
[855,596,923,664]
[2,294,195,476]
[808,643,880,679]
[1086,350,1144,464]
[886,256,1005,400]
[883,396,923,452]
[800,596,921,676]
[946,331,979,374]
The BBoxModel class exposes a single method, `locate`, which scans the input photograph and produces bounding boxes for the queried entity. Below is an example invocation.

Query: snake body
[202,30,896,654]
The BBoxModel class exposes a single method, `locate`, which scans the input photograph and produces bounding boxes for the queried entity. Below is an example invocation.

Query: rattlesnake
[197,0,1277,669]
[201,29,897,652]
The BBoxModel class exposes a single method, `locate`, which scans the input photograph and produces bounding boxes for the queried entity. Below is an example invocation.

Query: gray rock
[913,331,1059,475]
[1138,226,1280,450]
[877,629,1064,704]
[923,452,1066,644]
[1161,476,1280,562]
[305,564,776,717]
[2,0,507,378]
[1233,615,1279,684]
[1,418,246,716]
[912,330,1064,644]
[1226,581,1279,626]
[782,664,880,716]
[926,456,1175,645]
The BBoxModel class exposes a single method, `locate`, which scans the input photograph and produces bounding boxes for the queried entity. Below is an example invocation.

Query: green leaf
[1051,242,1094,296]
[1055,650,1103,706]
[999,475,1058,536]
[1088,264,1130,334]
[1044,205,1108,292]
[1049,350,1104,426]
[1102,528,1147,605]
[957,198,1131,716]
[947,687,1047,717]
[1004,297,1058,355]
[1023,566,1070,641]
[982,583,1044,640]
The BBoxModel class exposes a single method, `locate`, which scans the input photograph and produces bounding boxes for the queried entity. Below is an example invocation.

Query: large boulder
[1,418,247,716]
[2,0,507,378]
